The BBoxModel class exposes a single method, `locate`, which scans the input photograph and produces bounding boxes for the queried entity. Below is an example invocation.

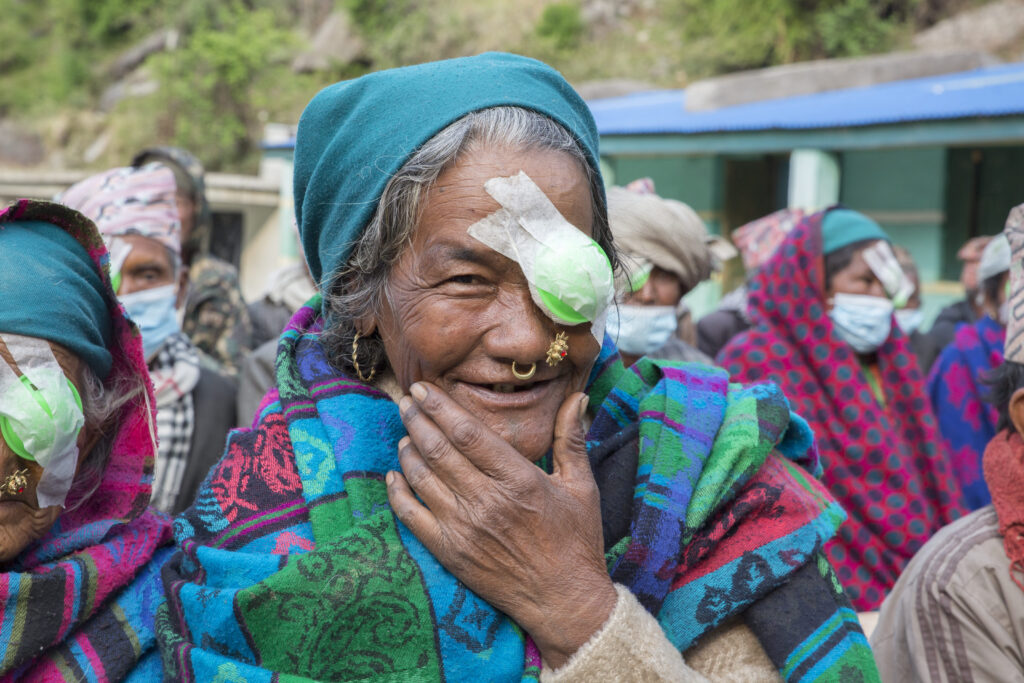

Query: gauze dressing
[0,334,85,507]
[862,241,914,309]
[467,171,614,342]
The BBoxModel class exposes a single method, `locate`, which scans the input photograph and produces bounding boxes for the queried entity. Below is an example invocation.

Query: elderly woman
[0,200,172,679]
[927,232,1010,510]
[157,54,876,681]
[605,183,729,367]
[720,208,966,611]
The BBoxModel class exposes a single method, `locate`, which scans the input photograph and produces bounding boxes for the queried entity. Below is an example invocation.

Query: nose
[629,278,658,306]
[485,284,555,367]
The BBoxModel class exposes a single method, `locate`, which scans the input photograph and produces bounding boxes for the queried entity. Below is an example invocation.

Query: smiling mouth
[492,382,540,393]
[456,376,562,406]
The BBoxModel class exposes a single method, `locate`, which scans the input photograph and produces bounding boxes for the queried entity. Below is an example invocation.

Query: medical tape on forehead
[862,241,914,309]
[0,334,84,507]
[107,236,133,292]
[467,171,614,343]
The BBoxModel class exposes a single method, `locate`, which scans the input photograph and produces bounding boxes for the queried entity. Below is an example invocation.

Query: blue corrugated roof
[589,61,1024,135]
[263,61,1024,149]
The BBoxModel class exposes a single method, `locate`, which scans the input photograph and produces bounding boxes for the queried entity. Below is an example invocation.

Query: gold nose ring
[511,361,537,380]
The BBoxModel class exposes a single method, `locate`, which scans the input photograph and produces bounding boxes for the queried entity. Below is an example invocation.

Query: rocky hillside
[0,0,1017,173]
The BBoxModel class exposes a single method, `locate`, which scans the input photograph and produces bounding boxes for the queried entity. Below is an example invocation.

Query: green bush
[674,0,920,76]
[536,3,585,51]
[140,2,299,170]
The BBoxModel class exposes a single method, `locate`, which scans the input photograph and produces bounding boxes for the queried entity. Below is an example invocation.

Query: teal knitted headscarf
[293,52,603,287]
[821,208,890,254]
[0,220,113,379]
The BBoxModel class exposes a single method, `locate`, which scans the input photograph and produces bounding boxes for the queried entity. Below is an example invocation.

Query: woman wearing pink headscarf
[59,165,237,514]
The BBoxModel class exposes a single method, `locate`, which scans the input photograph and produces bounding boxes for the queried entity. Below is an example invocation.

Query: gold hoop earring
[351,332,376,383]
[511,361,537,380]
[1,469,28,497]
[545,331,569,367]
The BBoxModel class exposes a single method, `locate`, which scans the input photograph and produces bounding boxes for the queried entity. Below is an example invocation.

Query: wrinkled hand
[386,382,616,669]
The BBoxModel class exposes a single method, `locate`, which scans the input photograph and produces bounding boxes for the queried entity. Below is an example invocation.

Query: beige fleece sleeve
[684,617,783,682]
[540,584,709,683]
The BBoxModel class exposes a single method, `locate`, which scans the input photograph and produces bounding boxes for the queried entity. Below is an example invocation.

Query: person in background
[892,246,931,369]
[871,205,1024,683]
[248,261,317,349]
[605,182,734,368]
[0,199,172,680]
[921,235,993,372]
[927,230,1012,510]
[58,164,236,515]
[719,207,965,611]
[132,147,254,376]
[238,259,317,423]
[697,208,802,359]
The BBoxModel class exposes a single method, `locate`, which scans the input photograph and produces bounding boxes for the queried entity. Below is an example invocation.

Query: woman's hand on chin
[387,381,616,669]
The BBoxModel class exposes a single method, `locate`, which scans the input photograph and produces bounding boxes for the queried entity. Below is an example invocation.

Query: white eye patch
[862,241,914,308]
[467,171,614,343]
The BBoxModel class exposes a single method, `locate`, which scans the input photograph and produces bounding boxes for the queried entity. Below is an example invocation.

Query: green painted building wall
[840,147,946,282]
[601,155,723,233]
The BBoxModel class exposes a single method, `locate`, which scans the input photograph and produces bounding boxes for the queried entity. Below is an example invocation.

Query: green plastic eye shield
[467,171,615,341]
[0,374,83,462]
[0,333,86,507]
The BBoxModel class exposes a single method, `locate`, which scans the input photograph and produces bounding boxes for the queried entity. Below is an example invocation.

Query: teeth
[493,384,517,393]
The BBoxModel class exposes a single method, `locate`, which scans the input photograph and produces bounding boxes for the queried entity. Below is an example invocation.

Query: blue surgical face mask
[894,308,924,335]
[606,304,678,356]
[829,293,894,354]
[119,284,180,359]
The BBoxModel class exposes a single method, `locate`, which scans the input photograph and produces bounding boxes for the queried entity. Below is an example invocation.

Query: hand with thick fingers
[386,381,616,669]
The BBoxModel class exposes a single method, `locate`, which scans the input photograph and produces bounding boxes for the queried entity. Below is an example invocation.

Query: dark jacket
[921,299,975,373]
[174,367,237,514]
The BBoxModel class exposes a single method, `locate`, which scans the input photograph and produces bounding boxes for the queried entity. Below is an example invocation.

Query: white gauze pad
[467,171,614,342]
[862,241,914,308]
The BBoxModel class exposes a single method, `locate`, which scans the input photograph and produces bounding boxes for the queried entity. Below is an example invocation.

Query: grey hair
[63,363,146,511]
[321,106,616,377]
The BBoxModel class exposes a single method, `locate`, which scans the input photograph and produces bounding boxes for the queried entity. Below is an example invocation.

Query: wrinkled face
[622,266,683,307]
[371,146,601,462]
[826,241,887,305]
[0,339,93,564]
[117,233,187,308]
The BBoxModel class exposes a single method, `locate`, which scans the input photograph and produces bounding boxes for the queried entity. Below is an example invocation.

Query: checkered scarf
[149,331,199,513]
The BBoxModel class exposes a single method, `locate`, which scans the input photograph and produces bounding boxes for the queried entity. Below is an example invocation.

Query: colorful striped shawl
[0,200,174,681]
[157,296,876,681]
[719,209,967,610]
[927,315,1004,510]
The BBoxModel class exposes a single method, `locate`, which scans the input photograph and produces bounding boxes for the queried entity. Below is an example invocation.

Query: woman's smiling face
[371,145,602,462]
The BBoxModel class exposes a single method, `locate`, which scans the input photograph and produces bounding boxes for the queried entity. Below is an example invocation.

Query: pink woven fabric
[719,209,966,610]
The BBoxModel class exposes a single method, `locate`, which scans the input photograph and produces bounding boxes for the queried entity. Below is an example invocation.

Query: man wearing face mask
[720,207,965,611]
[927,229,1014,510]
[605,183,733,368]
[58,164,237,514]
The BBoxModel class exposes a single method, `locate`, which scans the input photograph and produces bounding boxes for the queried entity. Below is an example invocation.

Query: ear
[355,313,377,338]
[1009,387,1024,437]
[175,265,190,310]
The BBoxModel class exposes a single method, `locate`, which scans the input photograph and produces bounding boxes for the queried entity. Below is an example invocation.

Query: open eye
[446,274,482,285]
